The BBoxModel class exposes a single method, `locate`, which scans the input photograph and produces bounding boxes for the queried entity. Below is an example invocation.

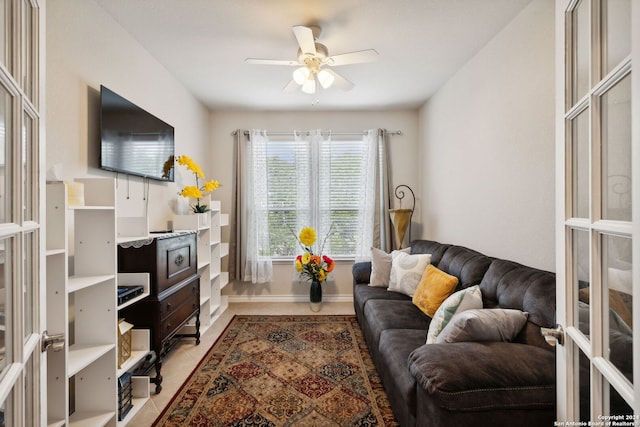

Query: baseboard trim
[226,294,354,304]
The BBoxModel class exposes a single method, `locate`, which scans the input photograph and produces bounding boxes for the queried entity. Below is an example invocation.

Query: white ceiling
[94,0,532,111]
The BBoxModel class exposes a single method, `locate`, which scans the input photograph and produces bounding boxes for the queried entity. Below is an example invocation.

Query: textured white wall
[418,0,556,271]
[209,110,420,300]
[46,0,211,232]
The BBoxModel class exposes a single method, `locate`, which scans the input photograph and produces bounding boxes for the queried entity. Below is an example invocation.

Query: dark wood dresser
[118,231,200,393]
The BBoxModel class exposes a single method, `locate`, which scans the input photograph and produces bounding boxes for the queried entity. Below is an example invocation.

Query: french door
[0,1,45,426]
[556,0,639,422]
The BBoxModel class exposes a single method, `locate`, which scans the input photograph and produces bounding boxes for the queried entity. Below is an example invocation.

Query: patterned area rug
[153,315,398,426]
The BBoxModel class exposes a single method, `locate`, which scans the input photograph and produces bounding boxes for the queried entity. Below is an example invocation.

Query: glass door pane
[574,228,591,336]
[0,236,12,380]
[602,233,632,383]
[22,112,33,221]
[577,345,590,422]
[572,109,590,218]
[605,379,633,417]
[22,233,33,340]
[572,0,590,105]
[0,1,12,73]
[601,73,631,221]
[0,85,12,225]
[602,0,631,75]
[21,0,33,102]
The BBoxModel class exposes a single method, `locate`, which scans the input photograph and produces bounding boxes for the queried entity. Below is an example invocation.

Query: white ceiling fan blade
[292,25,316,56]
[283,79,300,92]
[326,49,379,66]
[324,69,354,91]
[245,58,299,66]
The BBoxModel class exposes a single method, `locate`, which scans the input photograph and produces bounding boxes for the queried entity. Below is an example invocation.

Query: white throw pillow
[426,285,483,344]
[388,251,432,297]
[435,308,529,344]
[369,246,411,287]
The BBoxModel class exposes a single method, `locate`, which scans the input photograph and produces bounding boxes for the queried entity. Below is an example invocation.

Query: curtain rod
[231,129,402,137]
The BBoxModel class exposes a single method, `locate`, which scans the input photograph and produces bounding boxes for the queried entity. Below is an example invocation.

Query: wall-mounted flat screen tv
[100,85,174,182]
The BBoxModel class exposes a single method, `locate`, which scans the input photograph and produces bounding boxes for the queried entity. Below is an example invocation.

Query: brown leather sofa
[352,239,557,427]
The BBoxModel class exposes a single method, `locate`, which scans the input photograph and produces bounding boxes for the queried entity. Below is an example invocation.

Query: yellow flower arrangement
[292,226,334,284]
[176,155,220,213]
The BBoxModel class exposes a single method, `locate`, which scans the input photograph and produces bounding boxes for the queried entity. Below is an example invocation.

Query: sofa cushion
[388,252,432,296]
[353,283,410,323]
[410,240,451,265]
[363,299,431,350]
[436,245,493,290]
[435,308,528,343]
[352,261,372,285]
[479,259,556,350]
[408,341,556,411]
[426,285,483,344]
[377,329,426,426]
[412,265,459,317]
[369,247,411,287]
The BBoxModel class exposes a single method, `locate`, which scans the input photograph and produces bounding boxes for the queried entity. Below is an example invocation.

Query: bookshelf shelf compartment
[47,179,150,426]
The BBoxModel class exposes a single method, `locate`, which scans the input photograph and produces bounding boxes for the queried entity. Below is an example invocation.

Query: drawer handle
[175,254,184,266]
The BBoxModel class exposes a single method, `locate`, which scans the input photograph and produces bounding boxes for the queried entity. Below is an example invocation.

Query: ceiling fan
[245,25,378,94]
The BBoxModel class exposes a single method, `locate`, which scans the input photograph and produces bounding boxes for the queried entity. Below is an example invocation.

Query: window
[263,136,370,258]
[247,130,380,260]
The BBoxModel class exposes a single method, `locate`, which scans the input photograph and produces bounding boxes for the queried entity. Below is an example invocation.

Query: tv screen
[100,85,175,182]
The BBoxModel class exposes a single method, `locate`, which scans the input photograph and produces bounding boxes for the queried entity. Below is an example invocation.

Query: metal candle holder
[389,185,415,249]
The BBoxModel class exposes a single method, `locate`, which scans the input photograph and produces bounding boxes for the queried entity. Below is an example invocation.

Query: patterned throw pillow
[387,252,432,297]
[412,264,459,317]
[369,246,411,287]
[426,285,483,344]
[435,308,529,344]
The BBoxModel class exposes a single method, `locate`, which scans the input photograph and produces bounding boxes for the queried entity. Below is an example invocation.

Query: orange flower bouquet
[292,226,335,284]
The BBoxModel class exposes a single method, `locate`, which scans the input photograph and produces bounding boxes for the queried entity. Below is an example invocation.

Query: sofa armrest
[352,261,372,286]
[408,341,555,394]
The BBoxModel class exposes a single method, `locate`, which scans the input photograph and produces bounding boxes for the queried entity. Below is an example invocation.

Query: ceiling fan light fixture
[301,77,316,94]
[317,69,335,89]
[246,25,378,94]
[292,67,309,85]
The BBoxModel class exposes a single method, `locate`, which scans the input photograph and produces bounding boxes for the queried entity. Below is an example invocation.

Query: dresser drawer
[160,298,200,342]
[159,277,199,319]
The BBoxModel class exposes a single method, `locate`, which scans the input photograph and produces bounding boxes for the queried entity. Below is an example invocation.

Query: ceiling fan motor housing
[298,43,328,63]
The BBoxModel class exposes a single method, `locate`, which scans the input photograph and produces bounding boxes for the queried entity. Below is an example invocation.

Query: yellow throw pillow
[412,264,459,317]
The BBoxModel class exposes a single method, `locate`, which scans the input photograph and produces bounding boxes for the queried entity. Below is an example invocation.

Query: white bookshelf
[115,272,151,426]
[45,179,151,427]
[174,197,229,333]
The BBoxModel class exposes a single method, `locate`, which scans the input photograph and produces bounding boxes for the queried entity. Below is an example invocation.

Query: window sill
[271,257,356,264]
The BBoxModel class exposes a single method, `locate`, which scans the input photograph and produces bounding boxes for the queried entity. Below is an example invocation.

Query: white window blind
[260,134,370,258]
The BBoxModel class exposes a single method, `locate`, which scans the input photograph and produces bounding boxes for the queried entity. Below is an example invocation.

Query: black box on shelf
[132,351,157,376]
[118,372,134,421]
[117,285,144,305]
